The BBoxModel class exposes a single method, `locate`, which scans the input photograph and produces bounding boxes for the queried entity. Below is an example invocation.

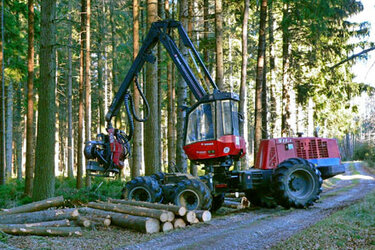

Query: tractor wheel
[245,189,277,208]
[122,176,162,203]
[150,172,165,183]
[210,193,225,212]
[173,179,212,210]
[273,158,322,208]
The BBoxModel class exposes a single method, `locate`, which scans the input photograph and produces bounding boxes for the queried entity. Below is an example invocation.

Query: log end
[162,222,173,232]
[178,207,187,217]
[185,211,196,224]
[145,218,160,234]
[200,211,212,222]
[173,218,186,229]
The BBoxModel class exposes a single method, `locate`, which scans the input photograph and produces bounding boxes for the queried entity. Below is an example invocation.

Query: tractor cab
[183,91,246,165]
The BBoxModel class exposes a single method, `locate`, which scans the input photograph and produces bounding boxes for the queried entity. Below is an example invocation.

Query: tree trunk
[281,3,291,137]
[0,0,5,186]
[0,208,79,224]
[144,0,160,175]
[108,199,187,216]
[110,0,117,89]
[0,196,64,215]
[176,0,188,173]
[239,0,249,170]
[14,82,22,180]
[5,80,13,178]
[25,0,35,194]
[165,0,176,170]
[33,0,56,201]
[261,49,267,139]
[67,0,74,179]
[215,0,224,90]
[0,225,82,237]
[87,202,174,222]
[77,0,86,189]
[85,0,91,187]
[254,0,267,160]
[132,0,142,179]
[268,0,276,138]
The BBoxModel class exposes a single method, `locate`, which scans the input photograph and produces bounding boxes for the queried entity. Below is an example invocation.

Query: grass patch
[0,177,125,209]
[272,190,375,249]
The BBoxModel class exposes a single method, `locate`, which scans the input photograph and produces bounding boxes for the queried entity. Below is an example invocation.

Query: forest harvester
[84,20,345,211]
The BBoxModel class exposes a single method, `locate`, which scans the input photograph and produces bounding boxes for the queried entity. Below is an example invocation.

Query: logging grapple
[84,20,345,211]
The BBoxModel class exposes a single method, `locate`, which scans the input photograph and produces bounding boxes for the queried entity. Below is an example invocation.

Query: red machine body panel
[184,135,246,161]
[255,137,342,170]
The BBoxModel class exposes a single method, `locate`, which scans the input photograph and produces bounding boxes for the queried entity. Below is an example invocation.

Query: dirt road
[120,162,375,250]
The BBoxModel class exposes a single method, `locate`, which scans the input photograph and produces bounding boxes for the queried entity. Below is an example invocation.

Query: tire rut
[120,162,375,250]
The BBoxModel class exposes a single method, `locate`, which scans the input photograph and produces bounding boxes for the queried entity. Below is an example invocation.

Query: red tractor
[84,20,345,211]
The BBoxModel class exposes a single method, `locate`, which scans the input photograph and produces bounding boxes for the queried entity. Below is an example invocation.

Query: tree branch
[330,47,375,69]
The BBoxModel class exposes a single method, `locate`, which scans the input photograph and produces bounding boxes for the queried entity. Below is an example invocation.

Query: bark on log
[173,218,186,228]
[224,192,244,198]
[223,201,244,209]
[0,208,79,224]
[184,211,196,224]
[108,199,187,216]
[195,210,211,222]
[88,202,173,222]
[79,207,160,233]
[162,222,173,232]
[0,226,82,236]
[0,196,65,215]
[84,215,111,227]
[0,219,71,228]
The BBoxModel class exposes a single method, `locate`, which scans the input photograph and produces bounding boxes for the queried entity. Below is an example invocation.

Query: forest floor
[3,162,375,250]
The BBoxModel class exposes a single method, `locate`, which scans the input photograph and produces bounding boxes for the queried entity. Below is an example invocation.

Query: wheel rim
[177,189,200,210]
[287,168,315,199]
[128,187,152,202]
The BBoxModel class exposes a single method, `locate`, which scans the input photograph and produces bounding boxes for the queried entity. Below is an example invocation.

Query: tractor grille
[295,139,329,159]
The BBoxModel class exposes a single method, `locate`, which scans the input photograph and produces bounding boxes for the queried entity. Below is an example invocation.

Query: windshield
[186,103,215,144]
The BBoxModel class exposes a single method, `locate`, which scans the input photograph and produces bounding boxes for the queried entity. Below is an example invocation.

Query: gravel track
[120,162,375,250]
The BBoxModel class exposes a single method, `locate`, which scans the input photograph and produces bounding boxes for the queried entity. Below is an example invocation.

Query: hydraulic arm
[84,20,246,177]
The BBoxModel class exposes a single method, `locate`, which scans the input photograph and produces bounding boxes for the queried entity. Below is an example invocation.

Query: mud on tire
[122,176,163,203]
[173,179,212,210]
[273,158,323,208]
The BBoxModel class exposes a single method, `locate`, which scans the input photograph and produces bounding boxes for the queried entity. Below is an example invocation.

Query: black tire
[210,193,225,212]
[150,172,165,183]
[273,158,323,208]
[245,189,277,208]
[173,179,212,210]
[122,176,162,203]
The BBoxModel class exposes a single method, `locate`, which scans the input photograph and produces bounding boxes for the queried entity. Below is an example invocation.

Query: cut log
[108,199,187,216]
[173,218,186,229]
[0,196,65,215]
[79,207,160,234]
[73,216,91,228]
[222,200,244,209]
[0,225,82,236]
[162,222,173,232]
[87,202,173,222]
[192,218,199,224]
[85,215,111,227]
[225,192,245,198]
[241,197,250,208]
[0,219,71,228]
[195,210,211,222]
[0,208,79,224]
[184,211,196,224]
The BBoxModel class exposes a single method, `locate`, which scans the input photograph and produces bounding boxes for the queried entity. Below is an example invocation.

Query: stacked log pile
[0,196,212,236]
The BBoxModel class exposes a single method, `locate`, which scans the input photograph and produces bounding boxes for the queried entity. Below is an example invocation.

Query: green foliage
[353,142,375,162]
[0,177,124,209]
[273,190,375,249]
